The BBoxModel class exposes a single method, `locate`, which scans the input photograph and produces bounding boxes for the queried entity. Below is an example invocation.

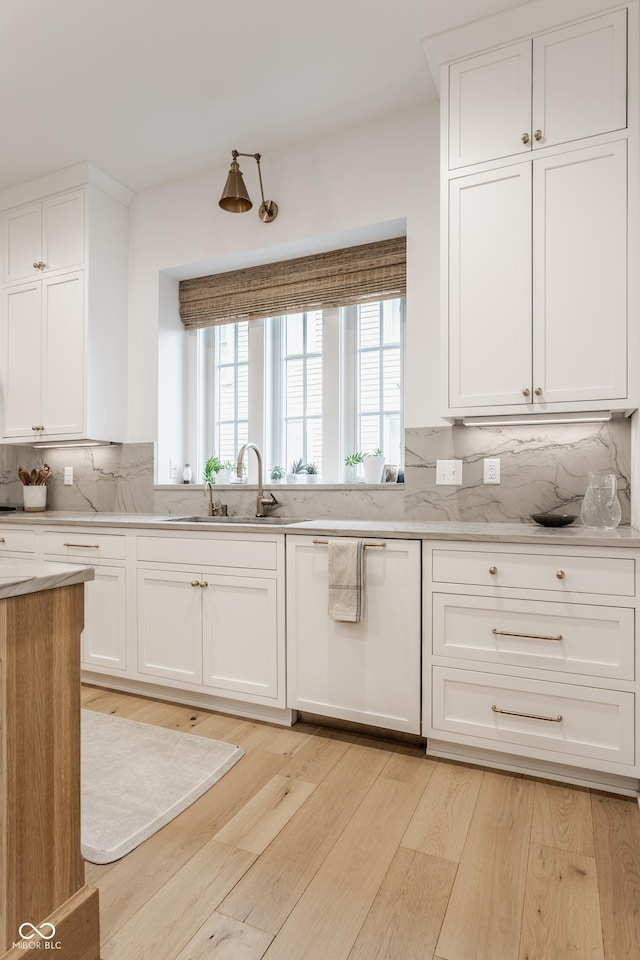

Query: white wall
[126,101,442,444]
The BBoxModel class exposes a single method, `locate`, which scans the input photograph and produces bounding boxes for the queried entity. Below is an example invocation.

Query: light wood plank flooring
[81,686,640,960]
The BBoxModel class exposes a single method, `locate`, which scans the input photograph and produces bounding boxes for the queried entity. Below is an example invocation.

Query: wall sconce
[219,150,278,222]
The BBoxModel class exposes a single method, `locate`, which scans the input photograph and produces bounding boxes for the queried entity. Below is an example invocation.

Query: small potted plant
[217,460,234,484]
[344,451,364,482]
[203,456,223,485]
[363,447,385,483]
[305,462,319,483]
[287,457,306,483]
[270,465,285,482]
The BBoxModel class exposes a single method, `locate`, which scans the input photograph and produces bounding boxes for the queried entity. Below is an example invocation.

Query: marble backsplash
[0,417,631,524]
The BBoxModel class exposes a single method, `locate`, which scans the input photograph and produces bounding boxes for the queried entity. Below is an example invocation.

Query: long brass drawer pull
[312,539,386,548]
[492,704,563,723]
[492,628,563,642]
[63,542,100,548]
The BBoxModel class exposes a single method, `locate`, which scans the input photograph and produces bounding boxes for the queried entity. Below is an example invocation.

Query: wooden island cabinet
[0,560,98,960]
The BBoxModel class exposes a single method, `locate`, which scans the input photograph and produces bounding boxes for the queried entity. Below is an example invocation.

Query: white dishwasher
[285,535,421,734]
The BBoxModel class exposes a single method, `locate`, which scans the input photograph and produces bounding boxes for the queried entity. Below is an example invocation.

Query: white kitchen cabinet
[42,528,129,673]
[424,540,640,790]
[0,176,129,443]
[448,10,627,169]
[135,532,286,707]
[3,272,85,437]
[286,535,421,734]
[448,139,628,411]
[0,525,37,558]
[2,189,85,284]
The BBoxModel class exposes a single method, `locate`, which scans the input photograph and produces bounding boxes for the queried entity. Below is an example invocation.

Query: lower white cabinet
[41,527,129,673]
[424,540,640,786]
[135,532,285,707]
[286,535,421,734]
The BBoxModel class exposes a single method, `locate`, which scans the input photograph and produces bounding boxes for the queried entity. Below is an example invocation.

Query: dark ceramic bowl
[530,513,577,527]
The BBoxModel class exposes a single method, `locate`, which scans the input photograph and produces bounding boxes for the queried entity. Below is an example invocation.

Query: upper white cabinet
[2,190,85,284]
[448,10,627,169]
[442,6,636,419]
[449,140,628,409]
[0,173,130,443]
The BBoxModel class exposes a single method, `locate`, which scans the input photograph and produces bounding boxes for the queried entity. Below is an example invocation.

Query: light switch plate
[63,466,73,485]
[436,459,463,485]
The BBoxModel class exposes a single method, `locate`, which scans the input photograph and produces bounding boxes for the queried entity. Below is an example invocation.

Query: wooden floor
[80,685,640,960]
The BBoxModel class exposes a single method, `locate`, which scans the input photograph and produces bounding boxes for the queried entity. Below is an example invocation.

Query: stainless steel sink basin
[167,516,306,525]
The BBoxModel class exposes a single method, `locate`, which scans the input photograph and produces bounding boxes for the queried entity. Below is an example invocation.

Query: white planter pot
[286,474,299,483]
[363,456,385,483]
[305,474,319,483]
[216,468,231,484]
[23,485,47,512]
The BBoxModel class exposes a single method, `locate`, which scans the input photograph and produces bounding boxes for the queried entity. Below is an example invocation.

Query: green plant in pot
[203,456,224,484]
[270,465,285,481]
[344,451,364,482]
[305,462,319,483]
[287,458,306,483]
[363,447,385,483]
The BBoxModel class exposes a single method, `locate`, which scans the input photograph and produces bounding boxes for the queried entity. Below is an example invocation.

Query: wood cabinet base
[0,584,100,959]
[1,886,99,960]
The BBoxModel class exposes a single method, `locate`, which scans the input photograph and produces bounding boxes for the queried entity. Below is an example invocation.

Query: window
[197,297,404,482]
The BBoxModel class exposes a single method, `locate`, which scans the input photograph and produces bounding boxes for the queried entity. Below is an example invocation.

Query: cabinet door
[202,574,281,702]
[41,271,85,435]
[137,569,203,684]
[532,10,627,151]
[286,537,421,734]
[449,41,531,169]
[42,190,85,274]
[533,141,627,403]
[2,190,85,283]
[2,203,42,283]
[83,565,127,672]
[2,281,42,437]
[449,165,532,408]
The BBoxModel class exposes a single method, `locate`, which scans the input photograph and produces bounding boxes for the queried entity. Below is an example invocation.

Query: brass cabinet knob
[199,581,209,588]
[522,387,530,397]
[556,570,566,580]
[31,425,44,431]
[521,132,530,144]
[534,129,543,141]
[191,580,200,587]
[32,261,46,270]
[489,566,498,575]
[534,387,543,396]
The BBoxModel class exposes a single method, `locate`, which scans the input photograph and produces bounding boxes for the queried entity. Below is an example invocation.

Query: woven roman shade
[179,236,406,330]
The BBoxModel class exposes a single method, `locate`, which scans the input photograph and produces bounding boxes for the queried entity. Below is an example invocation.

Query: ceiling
[0,0,538,195]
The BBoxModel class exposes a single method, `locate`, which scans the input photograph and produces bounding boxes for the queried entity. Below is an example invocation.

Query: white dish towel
[327,538,365,622]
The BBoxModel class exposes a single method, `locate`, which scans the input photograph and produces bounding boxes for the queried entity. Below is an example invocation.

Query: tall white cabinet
[0,165,131,443]
[439,7,637,418]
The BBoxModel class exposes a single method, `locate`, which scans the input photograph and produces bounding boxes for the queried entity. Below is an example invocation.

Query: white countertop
[0,557,94,600]
[1,510,640,548]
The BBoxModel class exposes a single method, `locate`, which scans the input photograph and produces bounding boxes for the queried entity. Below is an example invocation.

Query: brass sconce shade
[219,150,278,222]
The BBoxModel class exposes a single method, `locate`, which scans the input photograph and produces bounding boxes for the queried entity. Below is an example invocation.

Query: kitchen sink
[167,516,306,525]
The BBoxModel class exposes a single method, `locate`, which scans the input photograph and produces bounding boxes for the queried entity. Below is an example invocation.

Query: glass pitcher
[580,472,622,530]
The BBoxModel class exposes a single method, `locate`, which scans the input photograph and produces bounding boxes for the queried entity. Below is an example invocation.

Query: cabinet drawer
[43,530,126,560]
[432,666,634,767]
[0,527,36,555]
[136,535,278,571]
[432,594,635,681]
[432,549,635,596]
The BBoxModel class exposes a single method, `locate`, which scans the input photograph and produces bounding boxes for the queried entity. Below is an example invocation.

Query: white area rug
[81,709,244,864]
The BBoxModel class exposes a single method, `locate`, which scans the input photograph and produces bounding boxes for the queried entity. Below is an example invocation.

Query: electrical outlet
[483,458,501,484]
[63,466,73,486]
[436,459,463,485]
[169,460,179,480]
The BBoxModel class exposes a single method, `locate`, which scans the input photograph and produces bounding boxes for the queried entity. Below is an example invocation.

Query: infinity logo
[18,922,56,940]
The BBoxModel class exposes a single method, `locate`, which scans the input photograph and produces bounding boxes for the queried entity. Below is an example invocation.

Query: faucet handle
[265,492,279,507]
